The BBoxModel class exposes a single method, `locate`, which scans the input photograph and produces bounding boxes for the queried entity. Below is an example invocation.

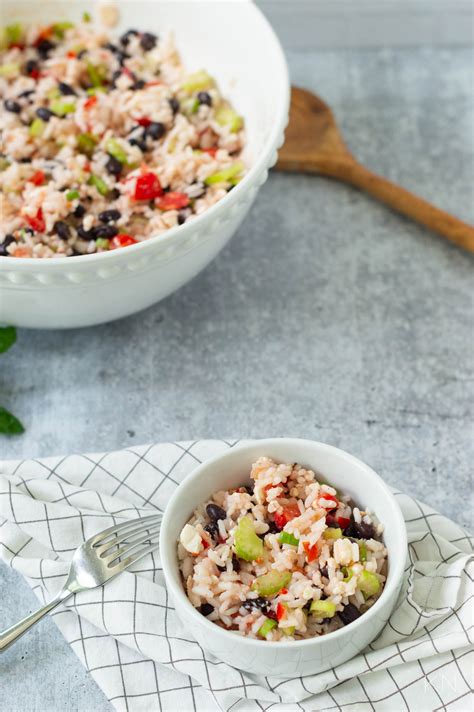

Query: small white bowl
[160,438,406,677]
[0,1,289,328]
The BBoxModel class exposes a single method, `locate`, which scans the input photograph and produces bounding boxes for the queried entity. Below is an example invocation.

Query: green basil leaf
[0,326,16,353]
[0,407,25,435]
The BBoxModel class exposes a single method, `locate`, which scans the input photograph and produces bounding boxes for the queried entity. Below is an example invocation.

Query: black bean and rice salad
[0,17,245,257]
[178,457,388,641]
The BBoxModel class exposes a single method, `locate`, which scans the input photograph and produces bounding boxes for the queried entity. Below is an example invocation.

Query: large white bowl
[160,438,407,678]
[0,1,289,328]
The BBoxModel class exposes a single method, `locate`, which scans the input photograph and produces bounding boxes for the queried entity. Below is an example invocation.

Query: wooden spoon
[276,87,474,252]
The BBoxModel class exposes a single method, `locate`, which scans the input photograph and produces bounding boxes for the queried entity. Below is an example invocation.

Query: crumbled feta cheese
[179,523,203,555]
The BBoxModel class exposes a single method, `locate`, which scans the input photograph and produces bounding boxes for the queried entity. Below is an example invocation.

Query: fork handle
[0,588,73,653]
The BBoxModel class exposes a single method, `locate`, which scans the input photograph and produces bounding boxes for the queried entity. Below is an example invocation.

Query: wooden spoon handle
[329,160,474,252]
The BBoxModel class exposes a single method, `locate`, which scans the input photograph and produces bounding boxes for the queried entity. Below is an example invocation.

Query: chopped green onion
[29,118,45,137]
[204,161,244,186]
[66,189,80,201]
[359,542,367,562]
[0,62,20,78]
[257,618,277,639]
[181,69,214,92]
[77,132,98,156]
[86,62,105,88]
[215,105,243,133]
[83,11,92,23]
[52,22,74,38]
[50,100,76,116]
[95,238,110,250]
[279,532,299,547]
[310,599,337,618]
[106,138,128,164]
[323,528,343,540]
[88,174,109,196]
[5,23,23,46]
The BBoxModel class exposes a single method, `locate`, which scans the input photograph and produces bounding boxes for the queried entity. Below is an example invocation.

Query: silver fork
[0,513,162,653]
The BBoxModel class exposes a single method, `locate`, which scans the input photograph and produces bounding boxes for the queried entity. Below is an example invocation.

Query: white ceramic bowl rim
[2,2,290,270]
[161,438,407,650]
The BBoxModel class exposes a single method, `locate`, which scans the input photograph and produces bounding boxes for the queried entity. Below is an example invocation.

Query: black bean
[0,234,16,257]
[92,224,118,239]
[320,566,329,579]
[245,482,254,495]
[129,138,147,152]
[73,204,86,218]
[4,99,21,113]
[338,604,361,626]
[197,91,212,106]
[77,225,93,241]
[36,107,54,122]
[105,155,123,176]
[120,29,139,47]
[98,209,121,223]
[344,519,374,540]
[216,563,226,572]
[267,521,281,534]
[242,598,270,614]
[132,79,146,90]
[206,503,227,522]
[204,522,219,540]
[140,32,157,51]
[145,121,165,140]
[19,157,32,164]
[37,39,55,58]
[111,69,122,87]
[168,97,179,115]
[25,59,39,75]
[232,555,241,573]
[53,221,71,240]
[58,81,76,96]
[177,212,186,226]
[109,188,121,200]
[18,89,35,99]
[198,603,214,617]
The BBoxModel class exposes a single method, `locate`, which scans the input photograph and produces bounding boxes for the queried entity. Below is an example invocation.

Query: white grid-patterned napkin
[0,440,472,712]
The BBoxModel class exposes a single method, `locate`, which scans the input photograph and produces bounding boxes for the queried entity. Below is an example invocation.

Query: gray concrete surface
[1,47,473,712]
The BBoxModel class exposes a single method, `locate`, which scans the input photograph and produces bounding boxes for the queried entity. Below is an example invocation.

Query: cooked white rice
[0,19,245,257]
[178,457,388,641]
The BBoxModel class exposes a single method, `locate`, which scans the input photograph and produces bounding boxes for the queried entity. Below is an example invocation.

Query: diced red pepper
[29,170,46,186]
[303,541,320,563]
[273,503,301,531]
[84,95,97,110]
[67,50,77,59]
[201,538,209,550]
[137,117,151,127]
[30,68,41,80]
[336,516,351,529]
[134,172,163,201]
[320,493,339,509]
[25,208,45,233]
[276,603,286,621]
[156,192,190,211]
[202,147,218,157]
[280,588,288,595]
[110,234,138,249]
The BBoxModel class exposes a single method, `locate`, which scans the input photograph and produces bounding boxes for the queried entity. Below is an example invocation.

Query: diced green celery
[342,566,353,583]
[234,516,264,562]
[106,138,128,164]
[83,11,92,23]
[181,69,214,92]
[0,63,20,78]
[86,62,106,88]
[257,618,277,639]
[77,132,98,156]
[359,542,367,562]
[181,97,199,115]
[50,100,76,116]
[215,105,243,133]
[95,238,110,250]
[310,599,337,618]
[279,532,299,547]
[204,161,244,186]
[86,86,107,96]
[5,23,23,46]
[52,22,74,38]
[88,174,109,196]
[66,189,80,201]
[251,570,292,596]
[358,570,380,599]
[323,527,343,540]
[29,118,45,137]
[280,626,296,636]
